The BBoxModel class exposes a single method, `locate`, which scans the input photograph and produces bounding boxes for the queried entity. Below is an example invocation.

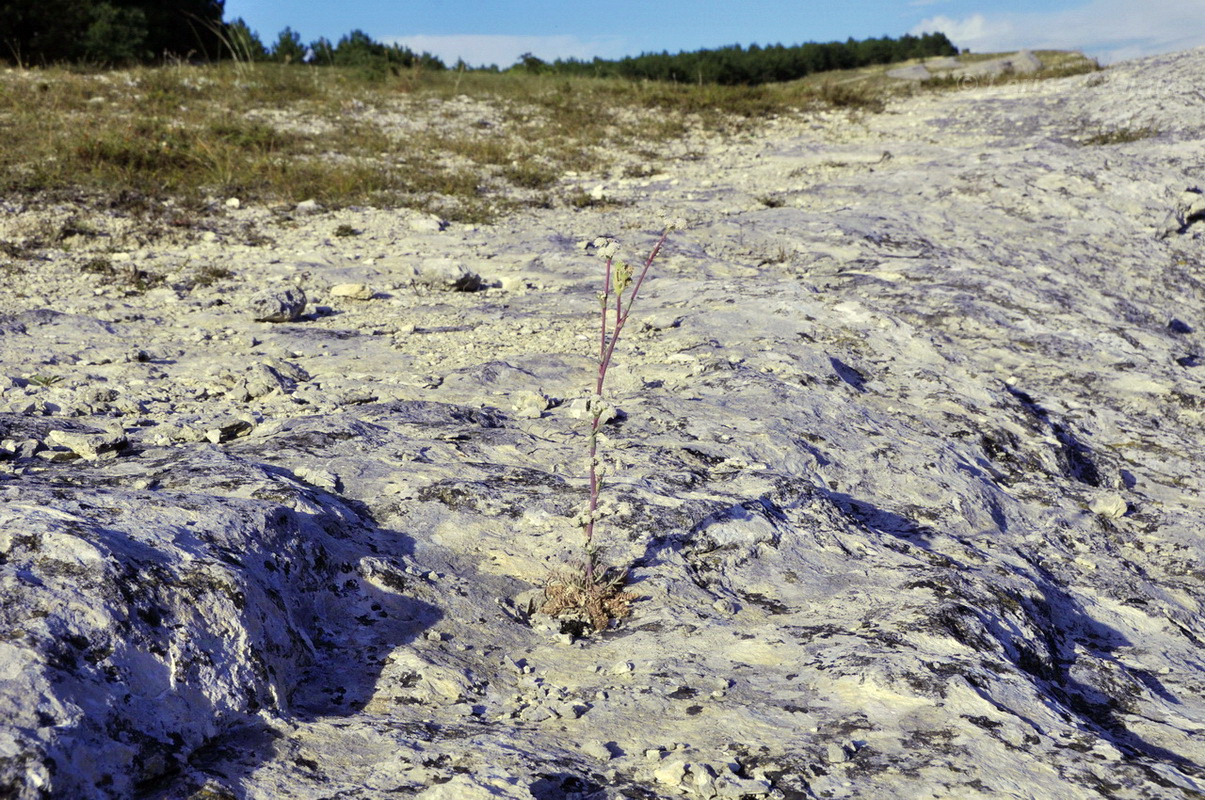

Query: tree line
[0,0,956,88]
[517,33,959,85]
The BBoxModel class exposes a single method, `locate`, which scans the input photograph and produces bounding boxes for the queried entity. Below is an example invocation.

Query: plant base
[540,557,637,633]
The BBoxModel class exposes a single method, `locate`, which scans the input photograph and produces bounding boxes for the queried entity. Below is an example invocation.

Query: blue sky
[222,0,1205,67]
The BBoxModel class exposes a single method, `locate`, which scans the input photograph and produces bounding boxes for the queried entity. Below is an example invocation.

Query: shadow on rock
[0,440,439,799]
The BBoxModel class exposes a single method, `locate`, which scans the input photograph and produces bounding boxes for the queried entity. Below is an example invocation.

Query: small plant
[80,256,161,291]
[541,224,675,632]
[191,264,235,288]
[28,374,64,387]
[542,551,637,632]
[1079,125,1160,146]
[80,256,115,275]
[333,223,360,237]
[0,241,32,259]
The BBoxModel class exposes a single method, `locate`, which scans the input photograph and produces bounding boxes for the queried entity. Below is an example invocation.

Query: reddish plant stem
[582,229,671,581]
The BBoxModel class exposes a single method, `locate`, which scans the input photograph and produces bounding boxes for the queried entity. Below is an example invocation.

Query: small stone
[1188,194,1205,218]
[1089,493,1127,519]
[294,199,323,215]
[408,214,446,233]
[205,418,254,443]
[692,764,719,797]
[583,740,612,761]
[653,759,688,787]
[158,423,207,443]
[47,429,127,461]
[330,282,374,300]
[556,701,589,719]
[518,704,555,723]
[611,661,634,674]
[712,598,737,615]
[250,287,307,322]
[825,743,848,763]
[511,390,549,419]
[714,775,772,797]
[412,259,482,292]
[225,197,241,209]
[642,312,683,331]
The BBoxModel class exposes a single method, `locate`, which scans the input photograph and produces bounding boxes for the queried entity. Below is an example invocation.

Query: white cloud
[910,13,1012,47]
[911,0,1205,63]
[386,34,626,68]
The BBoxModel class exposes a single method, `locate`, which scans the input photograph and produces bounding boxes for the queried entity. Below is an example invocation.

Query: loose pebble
[250,287,307,322]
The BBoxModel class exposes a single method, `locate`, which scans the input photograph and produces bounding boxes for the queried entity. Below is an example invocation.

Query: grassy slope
[0,51,1099,223]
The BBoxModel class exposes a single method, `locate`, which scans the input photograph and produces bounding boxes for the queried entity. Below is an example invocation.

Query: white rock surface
[886,64,931,81]
[2,47,1205,800]
[954,49,1043,78]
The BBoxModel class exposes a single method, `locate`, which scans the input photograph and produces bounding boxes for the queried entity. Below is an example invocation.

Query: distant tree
[312,29,445,75]
[308,36,335,65]
[82,3,149,64]
[515,52,547,74]
[0,0,225,65]
[271,26,305,63]
[333,29,383,65]
[221,17,267,62]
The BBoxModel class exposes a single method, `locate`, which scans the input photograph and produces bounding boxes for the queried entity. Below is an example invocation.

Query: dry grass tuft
[1079,125,1160,146]
[541,558,637,632]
